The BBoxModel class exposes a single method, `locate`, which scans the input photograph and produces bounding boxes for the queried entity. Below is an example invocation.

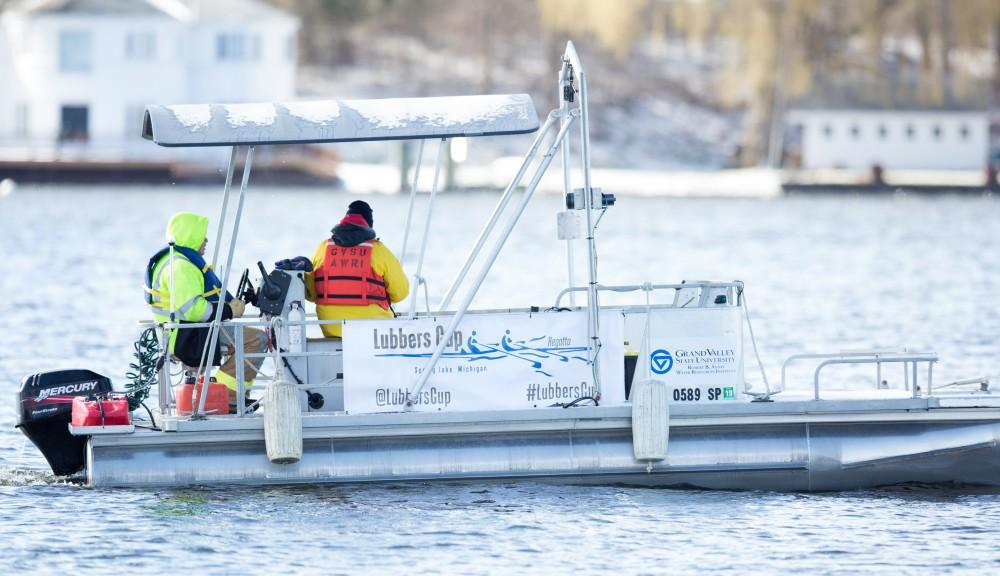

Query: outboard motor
[15,369,113,475]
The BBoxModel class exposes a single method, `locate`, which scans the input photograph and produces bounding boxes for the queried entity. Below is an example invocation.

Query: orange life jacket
[314,241,390,309]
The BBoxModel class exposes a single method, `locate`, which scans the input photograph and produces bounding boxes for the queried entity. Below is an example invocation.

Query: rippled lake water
[1,186,998,574]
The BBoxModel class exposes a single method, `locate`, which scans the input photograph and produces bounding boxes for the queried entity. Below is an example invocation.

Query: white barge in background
[16,43,1000,490]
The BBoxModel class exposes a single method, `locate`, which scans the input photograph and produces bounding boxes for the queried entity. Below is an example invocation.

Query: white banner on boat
[342,311,624,413]
[638,307,744,402]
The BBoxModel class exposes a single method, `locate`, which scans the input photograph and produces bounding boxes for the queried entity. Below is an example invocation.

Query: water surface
[1,187,998,574]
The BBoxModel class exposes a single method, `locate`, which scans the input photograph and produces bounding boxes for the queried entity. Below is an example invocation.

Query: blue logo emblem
[650,349,673,374]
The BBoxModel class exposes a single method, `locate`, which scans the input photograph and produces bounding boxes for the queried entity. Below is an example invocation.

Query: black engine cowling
[16,369,113,476]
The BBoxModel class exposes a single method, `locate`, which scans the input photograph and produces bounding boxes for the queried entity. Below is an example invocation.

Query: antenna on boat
[563,40,603,400]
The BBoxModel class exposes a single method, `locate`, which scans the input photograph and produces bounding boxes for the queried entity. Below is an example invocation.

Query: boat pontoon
[16,43,1000,490]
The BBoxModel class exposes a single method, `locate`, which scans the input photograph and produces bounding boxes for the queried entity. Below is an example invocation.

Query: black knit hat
[347,200,373,227]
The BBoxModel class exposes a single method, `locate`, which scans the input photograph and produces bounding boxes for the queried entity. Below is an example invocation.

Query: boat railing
[781,351,939,400]
[554,281,742,309]
[155,317,346,417]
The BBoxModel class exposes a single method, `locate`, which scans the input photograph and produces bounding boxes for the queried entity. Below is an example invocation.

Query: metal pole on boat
[406,110,577,407]
[195,146,255,418]
[574,51,603,398]
[408,138,447,319]
[158,324,171,414]
[189,146,238,407]
[437,115,558,312]
[559,60,576,308]
[234,326,245,417]
[399,139,425,262]
[210,146,239,269]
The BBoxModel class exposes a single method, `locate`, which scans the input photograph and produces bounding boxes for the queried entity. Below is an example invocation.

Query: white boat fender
[631,378,669,467]
[264,378,302,464]
[632,284,669,468]
[0,178,15,197]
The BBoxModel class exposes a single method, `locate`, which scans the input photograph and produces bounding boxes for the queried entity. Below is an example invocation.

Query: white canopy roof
[142,94,539,147]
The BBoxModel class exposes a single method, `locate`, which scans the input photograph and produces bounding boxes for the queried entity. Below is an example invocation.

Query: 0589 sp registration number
[671,387,733,402]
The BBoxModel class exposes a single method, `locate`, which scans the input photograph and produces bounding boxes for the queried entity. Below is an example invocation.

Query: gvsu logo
[650,349,673,374]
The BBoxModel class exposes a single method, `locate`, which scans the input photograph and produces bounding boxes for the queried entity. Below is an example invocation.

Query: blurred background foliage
[270,0,997,166]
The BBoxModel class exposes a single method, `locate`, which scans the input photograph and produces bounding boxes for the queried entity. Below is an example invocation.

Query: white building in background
[786,109,990,171]
[0,0,299,161]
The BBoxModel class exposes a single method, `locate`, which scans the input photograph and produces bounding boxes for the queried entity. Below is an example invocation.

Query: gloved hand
[274,256,314,272]
[229,298,246,318]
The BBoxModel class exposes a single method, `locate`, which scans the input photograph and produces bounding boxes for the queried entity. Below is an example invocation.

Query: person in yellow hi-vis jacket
[144,212,266,409]
[305,201,409,338]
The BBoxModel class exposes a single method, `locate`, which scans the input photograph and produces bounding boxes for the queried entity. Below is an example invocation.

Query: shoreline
[1,160,995,197]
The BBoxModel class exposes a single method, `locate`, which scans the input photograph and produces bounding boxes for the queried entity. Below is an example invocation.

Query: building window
[217,33,261,61]
[125,32,156,61]
[823,124,833,139]
[878,124,888,140]
[217,33,244,60]
[60,105,89,142]
[905,124,915,140]
[59,30,91,72]
[850,124,861,139]
[15,103,29,137]
[932,125,942,140]
[959,124,970,140]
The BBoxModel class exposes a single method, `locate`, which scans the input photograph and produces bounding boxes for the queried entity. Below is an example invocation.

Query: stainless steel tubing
[438,114,559,312]
[399,139,425,262]
[563,41,601,397]
[576,55,602,398]
[161,318,344,330]
[782,351,937,392]
[812,355,936,400]
[196,146,254,417]
[157,324,171,413]
[554,282,741,309]
[407,111,578,405]
[235,325,245,417]
[559,60,576,308]
[210,146,239,269]
[241,351,341,360]
[408,138,446,319]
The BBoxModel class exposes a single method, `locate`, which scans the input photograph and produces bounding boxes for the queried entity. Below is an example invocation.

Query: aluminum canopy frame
[144,41,606,418]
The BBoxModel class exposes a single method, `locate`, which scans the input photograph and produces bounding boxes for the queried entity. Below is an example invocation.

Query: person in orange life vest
[304,201,409,338]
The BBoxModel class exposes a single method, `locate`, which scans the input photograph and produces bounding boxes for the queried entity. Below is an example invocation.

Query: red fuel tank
[176,375,230,415]
[71,395,132,427]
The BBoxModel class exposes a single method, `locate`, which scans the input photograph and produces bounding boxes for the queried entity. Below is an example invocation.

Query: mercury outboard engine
[16,369,112,475]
